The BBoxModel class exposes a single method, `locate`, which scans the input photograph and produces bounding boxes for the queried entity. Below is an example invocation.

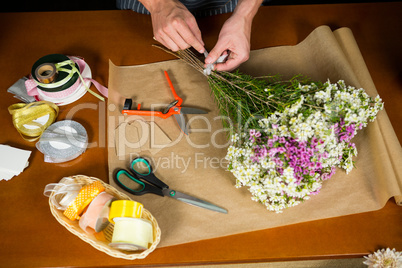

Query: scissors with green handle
[114,157,228,214]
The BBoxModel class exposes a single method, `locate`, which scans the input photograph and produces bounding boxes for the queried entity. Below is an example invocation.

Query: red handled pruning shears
[122,70,207,135]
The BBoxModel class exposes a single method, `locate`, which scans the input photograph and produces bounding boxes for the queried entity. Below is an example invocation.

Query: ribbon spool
[25,54,108,105]
[35,63,58,84]
[63,180,105,221]
[108,200,143,224]
[109,217,153,251]
[94,198,115,232]
[78,192,115,234]
[43,177,82,210]
[8,101,59,142]
[36,120,88,163]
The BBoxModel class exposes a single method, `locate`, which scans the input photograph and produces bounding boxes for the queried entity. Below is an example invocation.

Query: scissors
[121,70,207,135]
[114,157,228,214]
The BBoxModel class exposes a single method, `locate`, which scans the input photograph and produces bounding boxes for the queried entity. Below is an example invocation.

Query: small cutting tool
[122,70,207,135]
[114,157,228,214]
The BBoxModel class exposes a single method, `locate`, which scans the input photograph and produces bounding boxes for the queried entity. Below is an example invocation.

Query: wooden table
[0,2,401,267]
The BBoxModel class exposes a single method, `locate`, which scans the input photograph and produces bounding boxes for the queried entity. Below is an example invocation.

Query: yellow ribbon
[63,180,105,221]
[8,101,59,142]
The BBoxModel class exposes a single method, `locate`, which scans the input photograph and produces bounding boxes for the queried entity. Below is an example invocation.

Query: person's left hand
[204,14,251,71]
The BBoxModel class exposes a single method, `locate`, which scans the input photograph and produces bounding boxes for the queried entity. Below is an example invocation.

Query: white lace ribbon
[43,177,82,210]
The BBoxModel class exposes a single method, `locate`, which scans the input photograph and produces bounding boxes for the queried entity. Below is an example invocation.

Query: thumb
[205,41,228,64]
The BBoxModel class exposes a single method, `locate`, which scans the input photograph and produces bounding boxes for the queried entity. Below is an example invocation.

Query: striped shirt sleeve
[116,0,246,17]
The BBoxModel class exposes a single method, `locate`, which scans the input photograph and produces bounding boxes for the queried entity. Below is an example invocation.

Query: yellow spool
[108,200,143,224]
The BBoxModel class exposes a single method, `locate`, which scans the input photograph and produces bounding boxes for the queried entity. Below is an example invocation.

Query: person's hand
[204,14,251,72]
[204,0,262,71]
[146,0,205,53]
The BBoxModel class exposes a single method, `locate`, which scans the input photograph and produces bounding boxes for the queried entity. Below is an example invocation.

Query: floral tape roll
[63,181,105,221]
[109,217,153,251]
[36,120,88,163]
[8,101,59,142]
[108,200,143,224]
[78,192,115,234]
[43,178,82,210]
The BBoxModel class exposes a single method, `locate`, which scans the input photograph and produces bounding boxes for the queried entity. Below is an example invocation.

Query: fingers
[155,33,181,52]
[205,46,249,72]
[153,16,204,53]
[205,31,250,71]
[184,17,205,52]
[215,52,249,71]
[177,19,205,53]
[205,43,227,65]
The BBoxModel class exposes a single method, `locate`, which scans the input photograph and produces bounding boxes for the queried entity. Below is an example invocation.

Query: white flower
[298,83,310,92]
[363,248,402,268]
[314,91,326,100]
[289,117,297,125]
[225,79,384,213]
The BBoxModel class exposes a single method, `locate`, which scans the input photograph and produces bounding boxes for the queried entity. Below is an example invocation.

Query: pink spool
[79,192,115,234]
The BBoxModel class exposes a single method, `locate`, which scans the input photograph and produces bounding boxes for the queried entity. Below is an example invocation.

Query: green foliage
[206,70,327,131]
[153,46,326,131]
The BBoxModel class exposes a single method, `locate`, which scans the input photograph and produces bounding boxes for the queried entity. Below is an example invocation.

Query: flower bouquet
[363,248,402,268]
[156,46,384,213]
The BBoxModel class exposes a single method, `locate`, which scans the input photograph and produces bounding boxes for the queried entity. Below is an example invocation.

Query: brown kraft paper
[107,25,402,247]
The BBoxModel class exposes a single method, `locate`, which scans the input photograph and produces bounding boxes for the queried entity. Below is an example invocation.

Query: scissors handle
[121,71,182,118]
[114,169,164,196]
[121,104,180,119]
[164,71,182,107]
[130,158,169,189]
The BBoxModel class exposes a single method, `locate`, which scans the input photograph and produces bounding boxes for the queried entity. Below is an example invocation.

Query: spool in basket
[47,175,161,260]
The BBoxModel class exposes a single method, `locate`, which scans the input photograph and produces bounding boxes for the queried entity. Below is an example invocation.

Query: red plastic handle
[122,107,181,118]
[164,71,183,107]
[121,71,183,118]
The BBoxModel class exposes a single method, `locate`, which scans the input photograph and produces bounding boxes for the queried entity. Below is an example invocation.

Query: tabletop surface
[0,2,401,267]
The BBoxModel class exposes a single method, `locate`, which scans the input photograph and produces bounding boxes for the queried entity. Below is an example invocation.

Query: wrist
[232,0,263,22]
[140,0,175,13]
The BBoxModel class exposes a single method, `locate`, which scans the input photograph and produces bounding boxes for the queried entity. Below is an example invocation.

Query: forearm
[205,0,263,70]
[139,0,177,13]
[232,0,264,22]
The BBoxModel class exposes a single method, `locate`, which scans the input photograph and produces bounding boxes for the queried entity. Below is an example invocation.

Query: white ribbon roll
[43,177,82,210]
[36,120,88,163]
[109,217,153,251]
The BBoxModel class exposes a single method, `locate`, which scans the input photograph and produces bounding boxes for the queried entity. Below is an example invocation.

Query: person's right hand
[145,0,205,53]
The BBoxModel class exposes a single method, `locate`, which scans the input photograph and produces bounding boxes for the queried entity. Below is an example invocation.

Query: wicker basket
[48,175,161,260]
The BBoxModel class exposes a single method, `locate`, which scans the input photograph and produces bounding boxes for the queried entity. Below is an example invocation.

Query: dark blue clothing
[117,0,270,18]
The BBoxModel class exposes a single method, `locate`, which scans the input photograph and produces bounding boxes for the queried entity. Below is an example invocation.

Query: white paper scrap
[0,145,31,181]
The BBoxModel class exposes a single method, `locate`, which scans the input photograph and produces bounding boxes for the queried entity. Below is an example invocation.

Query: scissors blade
[173,113,188,135]
[180,107,208,114]
[162,189,228,214]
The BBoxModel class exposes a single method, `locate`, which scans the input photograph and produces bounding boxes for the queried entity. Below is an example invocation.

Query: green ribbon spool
[31,54,104,101]
[31,54,80,93]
